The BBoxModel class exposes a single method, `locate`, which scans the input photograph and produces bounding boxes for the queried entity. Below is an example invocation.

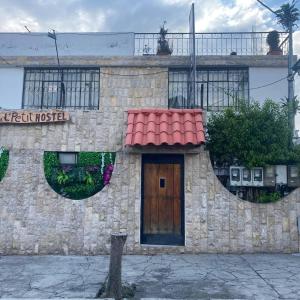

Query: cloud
[194,0,272,32]
[0,0,293,33]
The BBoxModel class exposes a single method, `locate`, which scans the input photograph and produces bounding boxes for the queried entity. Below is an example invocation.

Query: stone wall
[0,66,299,254]
[184,151,300,253]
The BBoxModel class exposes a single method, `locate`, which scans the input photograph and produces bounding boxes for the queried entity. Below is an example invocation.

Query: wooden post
[104,233,127,299]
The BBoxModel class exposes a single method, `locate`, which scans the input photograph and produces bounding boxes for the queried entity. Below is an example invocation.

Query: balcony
[135,32,288,56]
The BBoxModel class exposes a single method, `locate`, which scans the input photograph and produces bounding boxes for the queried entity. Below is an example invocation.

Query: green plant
[207,99,297,168]
[266,30,281,51]
[44,152,59,180]
[57,170,69,185]
[78,152,101,165]
[281,96,299,115]
[0,147,9,182]
[157,21,172,55]
[43,151,116,200]
[61,183,97,200]
[84,171,94,186]
[275,0,300,30]
[257,192,281,203]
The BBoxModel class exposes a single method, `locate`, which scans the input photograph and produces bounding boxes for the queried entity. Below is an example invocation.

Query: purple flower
[62,165,73,172]
[103,164,114,185]
[86,165,100,172]
[107,164,114,172]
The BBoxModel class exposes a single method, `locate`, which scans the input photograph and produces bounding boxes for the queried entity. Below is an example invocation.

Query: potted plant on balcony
[266,30,283,55]
[157,22,173,55]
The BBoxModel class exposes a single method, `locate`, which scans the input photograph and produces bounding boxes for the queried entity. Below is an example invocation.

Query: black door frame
[141,154,185,246]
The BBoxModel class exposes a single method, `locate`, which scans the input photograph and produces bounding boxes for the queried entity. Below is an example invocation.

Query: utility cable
[247,76,288,91]
[206,76,288,93]
[0,56,10,65]
[99,70,168,77]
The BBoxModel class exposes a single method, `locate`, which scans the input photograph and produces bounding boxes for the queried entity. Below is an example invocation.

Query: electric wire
[206,75,288,93]
[0,32,135,36]
[0,56,10,65]
[247,76,288,91]
[197,76,288,109]
[170,68,291,109]
[99,70,168,77]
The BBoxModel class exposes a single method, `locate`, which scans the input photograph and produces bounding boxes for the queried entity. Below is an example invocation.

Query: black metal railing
[22,67,100,110]
[135,32,289,56]
[168,68,249,111]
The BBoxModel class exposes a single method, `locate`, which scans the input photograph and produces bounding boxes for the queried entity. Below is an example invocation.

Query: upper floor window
[168,68,249,111]
[22,67,100,110]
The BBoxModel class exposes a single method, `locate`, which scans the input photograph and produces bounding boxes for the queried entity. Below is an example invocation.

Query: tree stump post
[105,233,127,299]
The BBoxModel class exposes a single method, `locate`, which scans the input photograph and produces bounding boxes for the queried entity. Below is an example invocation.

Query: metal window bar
[22,67,100,110]
[168,68,249,111]
[135,32,288,56]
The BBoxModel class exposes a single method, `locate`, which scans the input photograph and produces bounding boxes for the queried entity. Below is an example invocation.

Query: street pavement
[0,254,300,299]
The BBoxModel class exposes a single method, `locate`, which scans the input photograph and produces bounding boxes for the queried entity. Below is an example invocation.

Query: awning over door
[125,109,205,146]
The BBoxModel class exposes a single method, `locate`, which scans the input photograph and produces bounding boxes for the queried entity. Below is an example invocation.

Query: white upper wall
[0,68,24,109]
[0,33,134,56]
[249,67,288,104]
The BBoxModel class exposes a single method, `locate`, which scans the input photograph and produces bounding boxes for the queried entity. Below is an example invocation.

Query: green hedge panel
[0,147,9,182]
[44,151,116,200]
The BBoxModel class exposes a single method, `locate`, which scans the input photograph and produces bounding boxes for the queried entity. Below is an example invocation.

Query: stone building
[0,32,299,254]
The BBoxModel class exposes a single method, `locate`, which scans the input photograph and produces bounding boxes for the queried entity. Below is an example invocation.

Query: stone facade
[0,66,300,254]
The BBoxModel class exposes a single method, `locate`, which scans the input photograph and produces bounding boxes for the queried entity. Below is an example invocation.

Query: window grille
[168,68,249,111]
[22,67,100,110]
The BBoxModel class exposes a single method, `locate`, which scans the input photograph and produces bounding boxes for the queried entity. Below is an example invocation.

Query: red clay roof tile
[125,108,205,146]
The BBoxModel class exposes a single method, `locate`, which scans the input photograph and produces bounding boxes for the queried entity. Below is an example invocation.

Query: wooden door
[141,155,184,245]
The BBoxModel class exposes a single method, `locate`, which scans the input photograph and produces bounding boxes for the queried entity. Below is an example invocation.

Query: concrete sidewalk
[0,254,300,299]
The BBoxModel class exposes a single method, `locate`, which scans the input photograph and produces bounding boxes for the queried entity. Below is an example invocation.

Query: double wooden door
[141,154,184,245]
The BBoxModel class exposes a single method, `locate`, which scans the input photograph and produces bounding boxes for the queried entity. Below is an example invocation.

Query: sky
[0,0,299,125]
[0,0,294,33]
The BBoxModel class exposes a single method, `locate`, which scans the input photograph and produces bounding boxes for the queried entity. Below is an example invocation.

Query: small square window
[265,166,274,178]
[243,169,251,181]
[58,152,77,165]
[253,168,263,181]
[290,166,298,178]
[231,168,240,181]
[159,178,166,188]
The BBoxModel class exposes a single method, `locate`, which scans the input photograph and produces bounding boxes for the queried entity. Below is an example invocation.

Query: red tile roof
[125,109,205,146]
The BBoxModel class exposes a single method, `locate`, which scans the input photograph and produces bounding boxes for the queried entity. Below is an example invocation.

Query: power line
[207,76,287,93]
[99,70,168,77]
[247,76,287,91]
[0,32,135,37]
[0,56,10,65]
[24,26,31,33]
[256,0,279,16]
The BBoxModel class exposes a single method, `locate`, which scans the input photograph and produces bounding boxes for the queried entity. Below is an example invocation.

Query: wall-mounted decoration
[44,151,116,200]
[0,110,69,124]
[0,147,9,182]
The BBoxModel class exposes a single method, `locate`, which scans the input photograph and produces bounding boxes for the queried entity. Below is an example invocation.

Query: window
[265,166,275,178]
[58,152,77,165]
[231,168,240,182]
[242,169,251,182]
[22,67,100,109]
[289,166,298,178]
[253,168,263,181]
[168,68,249,111]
